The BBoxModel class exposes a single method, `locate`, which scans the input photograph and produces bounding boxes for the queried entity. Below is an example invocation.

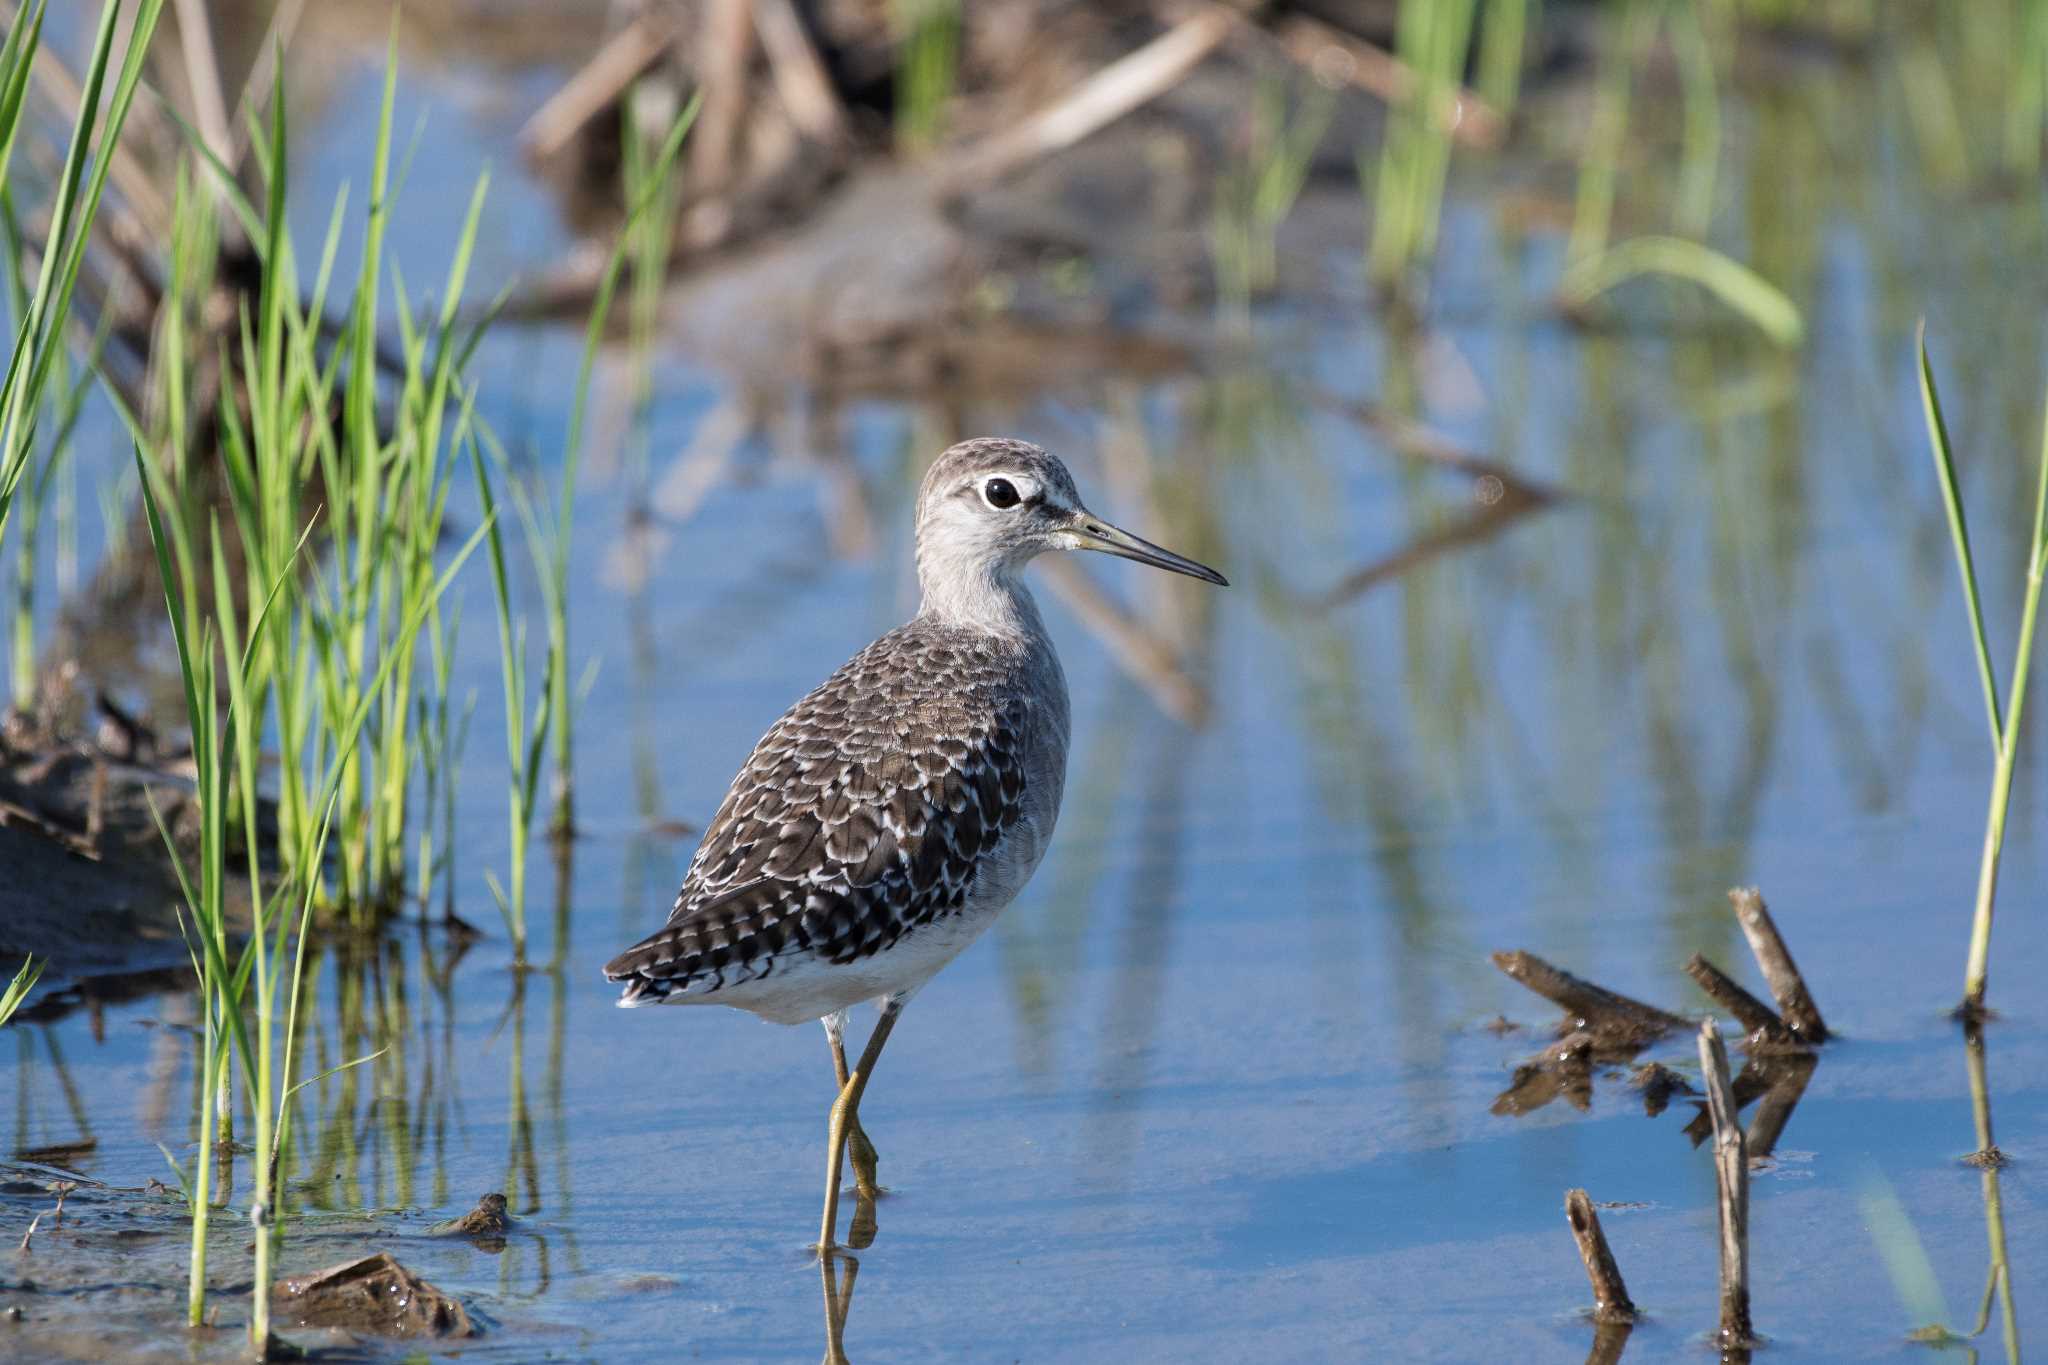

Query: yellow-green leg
[824,1012,882,1197]
[818,999,903,1255]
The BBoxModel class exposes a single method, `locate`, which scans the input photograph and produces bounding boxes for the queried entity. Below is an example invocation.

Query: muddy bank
[0,723,248,992]
[0,1165,490,1360]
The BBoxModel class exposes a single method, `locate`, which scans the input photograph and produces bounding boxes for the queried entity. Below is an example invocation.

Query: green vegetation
[0,954,40,1026]
[469,90,696,954]
[1212,78,1332,310]
[103,40,496,923]
[472,439,549,961]
[894,0,961,151]
[1558,0,1802,345]
[1559,235,1803,347]
[1916,327,2048,1018]
[0,11,503,1338]
[0,0,167,699]
[1365,0,1480,289]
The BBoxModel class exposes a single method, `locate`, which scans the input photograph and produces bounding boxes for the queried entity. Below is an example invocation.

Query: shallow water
[6,9,2048,1362]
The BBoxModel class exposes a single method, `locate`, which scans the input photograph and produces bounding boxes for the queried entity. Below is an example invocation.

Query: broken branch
[1565,1189,1637,1325]
[1697,1021,1754,1349]
[1490,950,1693,1042]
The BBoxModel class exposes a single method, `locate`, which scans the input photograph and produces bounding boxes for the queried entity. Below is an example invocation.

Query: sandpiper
[604,437,1227,1251]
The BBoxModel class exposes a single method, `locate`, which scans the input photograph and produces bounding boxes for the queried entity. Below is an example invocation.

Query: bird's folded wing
[605,876,917,1002]
[606,623,1042,1004]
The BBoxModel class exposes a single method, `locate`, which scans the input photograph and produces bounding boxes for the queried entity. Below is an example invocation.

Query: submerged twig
[1565,1189,1637,1325]
[1697,1022,1754,1350]
[1729,888,1828,1043]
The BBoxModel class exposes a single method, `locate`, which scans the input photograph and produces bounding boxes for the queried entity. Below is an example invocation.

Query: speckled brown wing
[603,623,1035,1004]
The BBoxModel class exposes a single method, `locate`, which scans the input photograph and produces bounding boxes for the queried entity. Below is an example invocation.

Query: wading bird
[604,438,1227,1252]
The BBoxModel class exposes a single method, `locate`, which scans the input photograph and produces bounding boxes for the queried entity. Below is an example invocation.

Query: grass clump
[101,33,499,922]
[1212,77,1332,311]
[1365,0,1480,290]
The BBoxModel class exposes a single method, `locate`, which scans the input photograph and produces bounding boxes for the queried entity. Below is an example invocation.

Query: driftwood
[1730,888,1829,1043]
[1490,950,1693,1045]
[1565,1189,1637,1325]
[273,1252,473,1339]
[518,10,685,161]
[1499,886,1828,1135]
[941,12,1235,196]
[754,0,847,145]
[691,0,758,196]
[1696,1022,1754,1350]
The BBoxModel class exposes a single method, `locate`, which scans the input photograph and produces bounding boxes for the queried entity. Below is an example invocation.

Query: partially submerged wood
[1565,1189,1637,1325]
[1696,1022,1755,1350]
[1729,888,1829,1043]
[1490,950,1693,1046]
[1683,953,1797,1047]
[273,1252,473,1339]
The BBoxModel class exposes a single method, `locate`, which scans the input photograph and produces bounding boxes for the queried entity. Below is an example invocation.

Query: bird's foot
[848,1122,885,1201]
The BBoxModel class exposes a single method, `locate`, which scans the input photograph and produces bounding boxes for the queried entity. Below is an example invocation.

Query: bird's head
[913,438,1227,617]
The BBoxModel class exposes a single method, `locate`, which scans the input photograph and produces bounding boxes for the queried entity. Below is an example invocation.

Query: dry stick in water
[1490,950,1694,1039]
[1729,888,1829,1043]
[1697,1021,1754,1349]
[1564,1189,1637,1324]
[1683,954,1796,1046]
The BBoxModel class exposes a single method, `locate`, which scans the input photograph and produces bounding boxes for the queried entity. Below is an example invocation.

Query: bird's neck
[915,553,1048,641]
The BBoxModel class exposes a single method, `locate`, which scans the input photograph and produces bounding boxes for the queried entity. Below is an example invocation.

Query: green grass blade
[1917,325,2003,751]
[0,0,51,196]
[0,954,43,1025]
[1559,235,1804,347]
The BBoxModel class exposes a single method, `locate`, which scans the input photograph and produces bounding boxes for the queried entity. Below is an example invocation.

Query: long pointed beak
[1067,512,1229,586]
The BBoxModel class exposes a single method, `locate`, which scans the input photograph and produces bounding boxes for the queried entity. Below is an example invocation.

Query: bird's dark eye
[983,477,1020,509]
